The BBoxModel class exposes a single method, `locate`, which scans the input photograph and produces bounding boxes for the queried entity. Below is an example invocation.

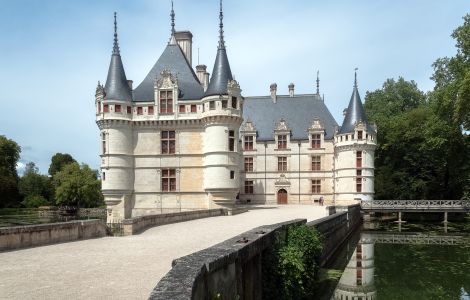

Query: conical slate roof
[339,73,372,134]
[104,13,132,101]
[204,0,233,97]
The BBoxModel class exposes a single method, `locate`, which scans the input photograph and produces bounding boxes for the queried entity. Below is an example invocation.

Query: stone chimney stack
[288,83,294,97]
[196,64,210,90]
[270,83,277,103]
[175,31,193,66]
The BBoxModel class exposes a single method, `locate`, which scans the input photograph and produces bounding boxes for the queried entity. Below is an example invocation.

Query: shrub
[21,195,49,208]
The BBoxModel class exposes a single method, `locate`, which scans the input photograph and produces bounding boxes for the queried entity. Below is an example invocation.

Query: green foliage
[0,135,21,208]
[18,162,53,206]
[48,153,76,177]
[262,224,323,300]
[53,162,103,208]
[21,195,49,208]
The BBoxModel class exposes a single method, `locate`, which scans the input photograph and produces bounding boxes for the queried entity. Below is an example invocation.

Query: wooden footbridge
[361,200,470,222]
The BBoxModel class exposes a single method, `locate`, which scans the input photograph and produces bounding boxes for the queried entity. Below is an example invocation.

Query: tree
[18,162,53,207]
[53,162,103,208]
[0,135,21,208]
[48,153,76,177]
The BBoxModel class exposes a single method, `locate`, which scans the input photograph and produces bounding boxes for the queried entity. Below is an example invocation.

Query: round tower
[334,71,377,204]
[201,1,243,209]
[96,13,134,223]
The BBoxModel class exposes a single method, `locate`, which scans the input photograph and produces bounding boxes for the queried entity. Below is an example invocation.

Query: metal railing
[361,232,469,245]
[361,200,470,211]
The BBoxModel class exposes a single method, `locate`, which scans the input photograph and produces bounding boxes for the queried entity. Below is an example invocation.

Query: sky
[0,0,468,175]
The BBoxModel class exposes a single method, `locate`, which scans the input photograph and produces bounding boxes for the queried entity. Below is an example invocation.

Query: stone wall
[150,204,361,299]
[122,209,226,236]
[0,220,107,252]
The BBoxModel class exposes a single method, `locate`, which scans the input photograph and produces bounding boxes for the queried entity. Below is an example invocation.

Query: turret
[201,0,243,210]
[96,13,134,222]
[334,70,376,203]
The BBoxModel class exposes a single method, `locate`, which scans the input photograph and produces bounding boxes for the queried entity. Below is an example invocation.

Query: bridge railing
[361,199,470,210]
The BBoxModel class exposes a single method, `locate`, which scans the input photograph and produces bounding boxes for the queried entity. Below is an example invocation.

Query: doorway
[277,189,287,204]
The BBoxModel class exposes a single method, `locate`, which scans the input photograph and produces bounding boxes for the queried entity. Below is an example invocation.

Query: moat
[321,220,470,300]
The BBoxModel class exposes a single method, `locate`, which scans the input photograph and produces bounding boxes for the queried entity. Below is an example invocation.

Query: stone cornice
[201,115,243,126]
[334,143,376,152]
[97,118,203,129]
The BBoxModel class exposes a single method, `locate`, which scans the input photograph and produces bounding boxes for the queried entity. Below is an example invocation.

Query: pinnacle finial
[113,12,120,55]
[354,67,358,88]
[316,70,320,95]
[218,0,225,49]
[171,1,175,35]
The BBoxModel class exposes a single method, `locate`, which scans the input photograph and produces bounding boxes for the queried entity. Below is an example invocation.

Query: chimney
[127,80,133,90]
[174,31,193,66]
[203,72,210,91]
[270,83,277,103]
[288,83,294,97]
[196,65,210,91]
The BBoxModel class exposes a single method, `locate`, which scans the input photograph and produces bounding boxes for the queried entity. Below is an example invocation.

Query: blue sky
[0,0,468,174]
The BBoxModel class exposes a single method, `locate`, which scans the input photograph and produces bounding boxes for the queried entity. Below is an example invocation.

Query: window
[278,135,287,149]
[103,104,109,113]
[160,90,173,114]
[231,96,237,109]
[312,179,321,193]
[245,180,254,194]
[244,157,253,172]
[356,178,362,192]
[115,104,121,113]
[127,106,131,114]
[311,155,321,171]
[228,130,235,151]
[356,151,362,168]
[97,102,101,113]
[357,169,362,176]
[244,136,253,150]
[101,132,106,154]
[148,106,154,115]
[209,101,215,110]
[191,104,197,113]
[278,156,287,172]
[137,107,143,115]
[357,130,363,140]
[222,100,228,108]
[179,105,185,113]
[230,170,235,179]
[311,134,321,148]
[102,172,105,181]
[161,131,176,154]
[162,169,176,192]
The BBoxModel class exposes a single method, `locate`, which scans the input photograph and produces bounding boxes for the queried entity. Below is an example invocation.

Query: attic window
[209,101,215,110]
[103,104,109,113]
[277,135,287,149]
[127,106,131,114]
[179,105,185,113]
[357,131,363,140]
[115,105,121,113]
[231,97,237,109]
[191,105,197,113]
[148,106,154,115]
[137,107,143,115]
[222,100,228,108]
[160,90,173,114]
[311,134,321,149]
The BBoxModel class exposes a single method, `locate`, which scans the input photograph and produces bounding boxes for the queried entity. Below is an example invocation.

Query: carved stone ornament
[355,120,366,129]
[95,81,105,97]
[309,118,324,131]
[241,121,256,132]
[227,79,240,92]
[155,69,177,89]
[275,118,290,131]
[275,174,291,186]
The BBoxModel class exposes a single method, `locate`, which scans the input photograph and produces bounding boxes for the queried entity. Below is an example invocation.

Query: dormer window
[311,134,321,149]
[160,90,173,114]
[278,135,287,149]
[357,130,363,140]
[244,136,254,150]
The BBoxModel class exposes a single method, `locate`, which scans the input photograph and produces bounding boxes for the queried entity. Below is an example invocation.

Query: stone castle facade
[95,5,377,222]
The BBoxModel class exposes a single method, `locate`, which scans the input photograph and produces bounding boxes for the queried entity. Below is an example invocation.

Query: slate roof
[339,85,374,134]
[204,47,233,97]
[242,94,339,140]
[133,44,204,101]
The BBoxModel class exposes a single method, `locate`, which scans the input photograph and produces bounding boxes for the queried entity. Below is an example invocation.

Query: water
[322,221,470,300]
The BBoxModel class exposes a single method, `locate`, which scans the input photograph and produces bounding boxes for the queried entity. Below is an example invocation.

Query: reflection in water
[333,233,376,300]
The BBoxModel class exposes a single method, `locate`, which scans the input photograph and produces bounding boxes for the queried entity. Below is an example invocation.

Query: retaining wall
[150,204,361,300]
[0,220,107,251]
[122,209,226,236]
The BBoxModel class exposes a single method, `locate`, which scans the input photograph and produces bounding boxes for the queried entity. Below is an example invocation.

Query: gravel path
[0,205,327,300]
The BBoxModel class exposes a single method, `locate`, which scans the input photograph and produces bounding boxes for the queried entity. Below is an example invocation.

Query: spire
[218,0,225,49]
[204,0,233,97]
[113,12,119,55]
[169,1,177,45]
[316,70,320,95]
[339,69,370,134]
[104,12,132,101]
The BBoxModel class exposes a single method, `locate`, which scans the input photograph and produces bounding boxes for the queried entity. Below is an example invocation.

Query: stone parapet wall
[122,209,226,236]
[0,220,107,252]
[150,204,361,299]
